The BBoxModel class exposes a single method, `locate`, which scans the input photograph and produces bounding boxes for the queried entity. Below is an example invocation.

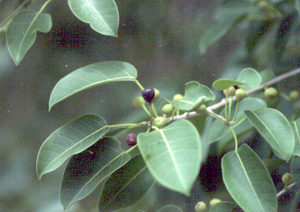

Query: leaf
[36,115,108,179]
[222,144,277,212]
[156,205,183,212]
[99,155,155,211]
[68,0,119,37]
[170,81,215,111]
[6,9,52,65]
[290,156,300,188]
[208,97,266,144]
[236,68,262,90]
[290,118,300,156]
[60,137,130,211]
[296,0,300,16]
[209,201,238,212]
[137,119,201,196]
[245,108,295,162]
[212,79,246,90]
[49,61,137,110]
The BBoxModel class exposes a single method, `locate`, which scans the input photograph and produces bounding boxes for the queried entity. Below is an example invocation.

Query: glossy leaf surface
[60,137,130,211]
[171,81,215,111]
[291,118,300,156]
[208,97,266,143]
[7,9,52,65]
[222,144,277,212]
[137,119,201,196]
[36,115,108,179]
[245,108,295,162]
[235,68,262,90]
[68,0,119,37]
[99,155,155,211]
[49,61,137,110]
[209,201,237,212]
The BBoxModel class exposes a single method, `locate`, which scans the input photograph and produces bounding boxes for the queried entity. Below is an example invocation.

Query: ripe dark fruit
[126,133,137,146]
[142,88,155,103]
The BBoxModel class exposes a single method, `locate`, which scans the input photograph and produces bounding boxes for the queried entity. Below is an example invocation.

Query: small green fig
[209,198,221,207]
[196,104,207,114]
[162,104,174,115]
[282,173,294,185]
[154,116,167,128]
[289,90,299,102]
[133,96,145,107]
[195,201,206,212]
[173,93,184,101]
[223,86,236,97]
[235,88,246,102]
[154,88,160,102]
[264,87,278,99]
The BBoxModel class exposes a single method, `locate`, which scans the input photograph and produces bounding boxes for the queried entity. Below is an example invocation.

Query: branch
[276,183,296,198]
[171,68,300,121]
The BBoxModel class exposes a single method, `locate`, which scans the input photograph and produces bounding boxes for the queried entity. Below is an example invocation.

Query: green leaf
[137,119,201,196]
[296,0,300,15]
[99,155,155,211]
[170,81,215,112]
[222,144,277,212]
[60,137,130,211]
[199,16,244,55]
[209,201,238,212]
[236,68,262,90]
[245,108,295,162]
[49,61,137,110]
[208,97,266,144]
[6,9,52,65]
[291,118,300,156]
[68,0,119,37]
[290,156,300,188]
[212,79,246,90]
[157,205,183,212]
[36,115,108,179]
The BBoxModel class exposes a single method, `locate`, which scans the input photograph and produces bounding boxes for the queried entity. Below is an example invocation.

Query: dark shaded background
[0,0,242,211]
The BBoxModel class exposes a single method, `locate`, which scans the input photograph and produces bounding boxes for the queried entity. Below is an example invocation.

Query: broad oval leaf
[236,68,262,90]
[209,97,266,144]
[49,61,137,110]
[212,79,246,90]
[36,114,108,179]
[222,144,277,212]
[290,156,300,188]
[60,137,130,211]
[245,108,295,162]
[99,155,155,211]
[209,201,238,212]
[137,119,201,196]
[171,81,215,111]
[68,0,119,37]
[7,9,52,65]
[157,205,183,212]
[291,117,300,156]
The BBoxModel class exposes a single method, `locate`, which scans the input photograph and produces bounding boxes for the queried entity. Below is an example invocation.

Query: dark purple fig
[126,133,137,146]
[142,88,155,103]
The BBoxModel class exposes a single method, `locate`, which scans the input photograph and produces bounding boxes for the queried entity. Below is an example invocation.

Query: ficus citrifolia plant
[3,0,300,211]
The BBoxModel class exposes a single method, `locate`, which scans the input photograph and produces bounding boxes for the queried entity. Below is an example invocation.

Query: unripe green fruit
[162,104,174,115]
[154,88,160,101]
[196,104,207,114]
[173,93,184,101]
[223,86,236,97]
[209,198,221,207]
[258,1,269,10]
[264,87,278,99]
[235,88,246,102]
[195,201,206,212]
[133,96,145,107]
[289,90,299,102]
[154,116,167,128]
[282,173,294,185]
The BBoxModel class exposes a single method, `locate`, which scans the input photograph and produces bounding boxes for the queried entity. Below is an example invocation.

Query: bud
[223,86,236,97]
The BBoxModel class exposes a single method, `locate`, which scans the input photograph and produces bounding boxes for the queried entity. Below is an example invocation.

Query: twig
[170,68,300,122]
[276,183,296,198]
